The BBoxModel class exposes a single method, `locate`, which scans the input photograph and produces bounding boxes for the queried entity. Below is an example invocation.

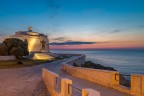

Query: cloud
[47,0,60,9]
[92,29,123,36]
[0,34,5,36]
[109,29,122,33]
[137,24,144,28]
[50,41,96,45]
[46,0,61,19]
[51,37,67,42]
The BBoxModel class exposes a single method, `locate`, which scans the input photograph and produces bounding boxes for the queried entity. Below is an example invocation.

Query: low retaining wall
[0,56,15,61]
[42,68,100,96]
[61,55,144,96]
[63,55,85,66]
[62,64,119,88]
[42,68,60,96]
[131,74,144,96]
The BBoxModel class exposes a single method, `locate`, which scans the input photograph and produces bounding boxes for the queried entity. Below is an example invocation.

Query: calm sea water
[51,50,144,75]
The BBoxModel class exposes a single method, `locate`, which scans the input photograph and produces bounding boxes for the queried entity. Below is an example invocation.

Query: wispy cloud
[50,41,96,45]
[51,37,67,42]
[46,0,61,19]
[91,29,123,36]
[0,33,5,36]
[137,24,144,28]
[109,29,122,33]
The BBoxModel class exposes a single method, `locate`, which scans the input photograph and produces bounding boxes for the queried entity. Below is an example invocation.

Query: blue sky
[0,0,144,49]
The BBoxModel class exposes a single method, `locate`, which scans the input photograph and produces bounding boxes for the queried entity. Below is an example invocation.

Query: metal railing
[115,73,131,87]
[68,84,82,96]
[120,74,131,87]
[55,77,61,92]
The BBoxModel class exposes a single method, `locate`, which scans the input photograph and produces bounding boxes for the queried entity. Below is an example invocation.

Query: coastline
[51,50,144,75]
[73,60,117,71]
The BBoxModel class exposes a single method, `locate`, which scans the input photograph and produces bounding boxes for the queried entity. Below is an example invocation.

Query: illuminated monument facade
[9,27,50,53]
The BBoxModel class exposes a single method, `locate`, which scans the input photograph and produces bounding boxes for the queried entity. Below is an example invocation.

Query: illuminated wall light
[33,53,54,60]
[28,37,39,52]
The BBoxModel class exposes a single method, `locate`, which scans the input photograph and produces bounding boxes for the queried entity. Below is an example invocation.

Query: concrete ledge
[82,88,100,96]
[42,68,100,96]
[42,68,60,96]
[131,74,144,96]
[62,64,119,88]
[0,56,15,61]
[62,54,144,96]
[113,85,130,94]
[64,55,85,66]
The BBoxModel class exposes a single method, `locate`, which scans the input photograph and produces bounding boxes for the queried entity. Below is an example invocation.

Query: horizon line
[50,47,144,51]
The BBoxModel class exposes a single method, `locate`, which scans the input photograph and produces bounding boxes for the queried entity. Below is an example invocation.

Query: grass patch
[0,55,71,69]
[0,60,48,69]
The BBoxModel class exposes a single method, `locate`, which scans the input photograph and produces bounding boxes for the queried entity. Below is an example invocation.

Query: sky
[0,0,144,50]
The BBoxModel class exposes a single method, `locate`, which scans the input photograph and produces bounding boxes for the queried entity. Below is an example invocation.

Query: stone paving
[0,56,131,96]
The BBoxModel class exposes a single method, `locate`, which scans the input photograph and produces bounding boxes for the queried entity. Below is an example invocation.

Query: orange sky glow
[49,33,144,50]
[50,41,144,50]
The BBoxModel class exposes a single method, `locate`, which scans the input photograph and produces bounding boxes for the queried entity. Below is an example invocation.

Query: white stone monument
[6,27,54,60]
[9,27,50,53]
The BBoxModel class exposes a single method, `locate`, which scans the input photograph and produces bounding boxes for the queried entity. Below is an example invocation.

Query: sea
[51,49,144,75]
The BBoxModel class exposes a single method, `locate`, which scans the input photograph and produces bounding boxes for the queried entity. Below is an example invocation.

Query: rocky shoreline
[73,61,117,71]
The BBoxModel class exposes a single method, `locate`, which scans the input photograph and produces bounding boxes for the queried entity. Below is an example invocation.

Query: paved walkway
[0,56,131,96]
[0,64,49,96]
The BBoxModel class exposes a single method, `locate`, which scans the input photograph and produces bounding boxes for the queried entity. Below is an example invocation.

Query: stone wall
[42,68,100,96]
[0,56,15,61]
[131,74,144,96]
[62,54,119,87]
[61,55,144,96]
[63,55,85,66]
[42,68,60,96]
[62,64,119,87]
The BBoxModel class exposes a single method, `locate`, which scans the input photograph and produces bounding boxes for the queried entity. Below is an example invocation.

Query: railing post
[82,88,100,96]
[142,76,144,96]
[55,77,59,91]
[111,72,120,87]
[42,68,60,96]
[61,78,72,96]
[82,89,89,96]
[131,74,144,96]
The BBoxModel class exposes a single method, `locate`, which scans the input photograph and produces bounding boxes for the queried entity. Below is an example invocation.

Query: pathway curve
[0,56,131,96]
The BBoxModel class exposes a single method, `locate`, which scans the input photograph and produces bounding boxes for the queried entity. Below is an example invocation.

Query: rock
[82,61,117,71]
